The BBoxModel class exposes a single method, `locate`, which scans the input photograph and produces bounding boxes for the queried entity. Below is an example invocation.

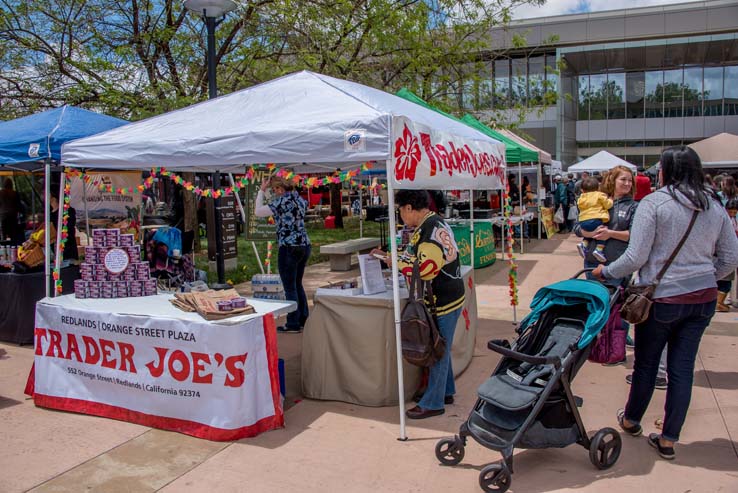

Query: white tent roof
[567,150,636,172]
[61,70,503,178]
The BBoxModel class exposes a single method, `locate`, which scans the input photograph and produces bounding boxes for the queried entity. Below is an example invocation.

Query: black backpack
[400,261,446,367]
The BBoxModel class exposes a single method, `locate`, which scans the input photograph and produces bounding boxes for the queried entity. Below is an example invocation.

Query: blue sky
[511,0,692,19]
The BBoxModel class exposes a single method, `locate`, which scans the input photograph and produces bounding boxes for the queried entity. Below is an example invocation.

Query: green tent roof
[395,88,538,164]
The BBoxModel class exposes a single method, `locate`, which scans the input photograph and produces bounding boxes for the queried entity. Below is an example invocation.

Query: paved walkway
[2,234,737,492]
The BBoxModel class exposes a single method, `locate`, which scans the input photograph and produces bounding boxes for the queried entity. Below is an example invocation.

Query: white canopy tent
[62,70,507,439]
[567,150,636,173]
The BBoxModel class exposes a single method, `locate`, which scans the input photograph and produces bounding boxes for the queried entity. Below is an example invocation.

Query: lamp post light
[185,0,236,289]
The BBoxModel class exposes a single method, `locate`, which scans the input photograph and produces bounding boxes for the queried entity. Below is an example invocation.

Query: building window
[626,72,645,119]
[494,58,510,108]
[683,66,702,117]
[578,75,589,120]
[645,71,663,118]
[528,56,545,106]
[663,68,683,118]
[703,66,723,116]
[589,74,607,120]
[545,54,558,95]
[607,73,626,119]
[511,58,527,106]
[724,65,738,116]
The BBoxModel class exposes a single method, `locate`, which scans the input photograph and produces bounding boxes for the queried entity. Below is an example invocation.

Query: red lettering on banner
[65,333,82,362]
[35,328,47,355]
[100,339,117,369]
[46,329,63,358]
[168,350,191,382]
[224,353,249,388]
[403,126,504,182]
[35,330,138,374]
[146,347,168,377]
[83,336,101,365]
[118,342,136,373]
[191,352,213,384]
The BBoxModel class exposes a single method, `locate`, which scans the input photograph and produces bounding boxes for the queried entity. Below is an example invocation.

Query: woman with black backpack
[372,190,464,419]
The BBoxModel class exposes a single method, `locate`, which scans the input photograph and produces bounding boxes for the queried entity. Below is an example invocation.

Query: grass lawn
[195,217,384,285]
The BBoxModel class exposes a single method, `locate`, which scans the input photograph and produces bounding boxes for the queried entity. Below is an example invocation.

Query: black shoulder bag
[620,210,699,324]
[400,261,446,367]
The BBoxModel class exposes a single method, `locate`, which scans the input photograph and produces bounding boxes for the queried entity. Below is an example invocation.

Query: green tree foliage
[0,0,546,122]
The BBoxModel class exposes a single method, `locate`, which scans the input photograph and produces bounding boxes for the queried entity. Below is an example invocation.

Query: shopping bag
[568,205,578,221]
[553,205,565,224]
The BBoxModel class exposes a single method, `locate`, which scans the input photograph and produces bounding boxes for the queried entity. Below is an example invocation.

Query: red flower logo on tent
[394,124,421,181]
[462,308,470,331]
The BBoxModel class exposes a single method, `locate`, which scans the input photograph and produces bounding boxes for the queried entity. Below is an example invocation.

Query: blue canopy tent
[0,106,127,296]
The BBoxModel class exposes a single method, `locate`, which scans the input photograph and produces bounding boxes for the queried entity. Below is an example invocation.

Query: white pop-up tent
[567,150,636,173]
[688,132,738,168]
[62,70,507,439]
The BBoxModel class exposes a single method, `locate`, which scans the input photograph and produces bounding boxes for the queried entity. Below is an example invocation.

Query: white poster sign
[29,303,283,441]
[389,116,506,191]
[69,172,142,232]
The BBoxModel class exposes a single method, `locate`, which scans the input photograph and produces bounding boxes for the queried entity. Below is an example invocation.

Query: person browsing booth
[371,190,464,419]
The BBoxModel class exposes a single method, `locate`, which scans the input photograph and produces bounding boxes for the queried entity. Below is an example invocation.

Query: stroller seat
[478,322,582,412]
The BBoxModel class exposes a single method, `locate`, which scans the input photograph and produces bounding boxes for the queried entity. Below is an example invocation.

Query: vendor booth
[568,150,636,173]
[688,132,738,169]
[54,70,507,440]
[0,106,127,343]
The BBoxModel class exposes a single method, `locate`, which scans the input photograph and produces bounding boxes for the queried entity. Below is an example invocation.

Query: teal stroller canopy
[519,279,612,349]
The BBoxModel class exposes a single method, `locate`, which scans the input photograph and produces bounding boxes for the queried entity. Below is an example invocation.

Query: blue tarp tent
[0,106,127,170]
[0,105,127,297]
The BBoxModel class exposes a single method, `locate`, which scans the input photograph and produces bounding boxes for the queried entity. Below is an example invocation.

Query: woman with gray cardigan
[593,146,738,461]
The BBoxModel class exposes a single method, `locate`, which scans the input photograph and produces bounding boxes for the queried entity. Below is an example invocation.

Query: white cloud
[511,0,694,20]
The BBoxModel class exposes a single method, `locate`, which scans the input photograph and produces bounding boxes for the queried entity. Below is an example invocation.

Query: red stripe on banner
[24,362,35,397]
[31,393,283,441]
[261,312,285,428]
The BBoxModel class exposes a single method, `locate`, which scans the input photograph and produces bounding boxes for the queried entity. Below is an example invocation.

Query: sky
[511,0,695,20]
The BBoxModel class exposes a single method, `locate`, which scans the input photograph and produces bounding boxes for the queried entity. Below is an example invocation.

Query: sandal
[617,408,642,437]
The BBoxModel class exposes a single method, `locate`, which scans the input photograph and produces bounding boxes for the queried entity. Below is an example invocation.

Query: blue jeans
[578,218,605,250]
[419,308,462,410]
[278,244,311,330]
[624,300,716,442]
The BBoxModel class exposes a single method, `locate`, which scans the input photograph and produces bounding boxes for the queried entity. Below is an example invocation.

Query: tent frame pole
[44,160,51,298]
[387,160,407,441]
[53,174,66,297]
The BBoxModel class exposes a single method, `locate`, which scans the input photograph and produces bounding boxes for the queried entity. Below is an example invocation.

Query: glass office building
[478,0,738,167]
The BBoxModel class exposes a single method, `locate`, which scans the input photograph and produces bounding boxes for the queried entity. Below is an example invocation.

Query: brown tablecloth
[301,267,478,406]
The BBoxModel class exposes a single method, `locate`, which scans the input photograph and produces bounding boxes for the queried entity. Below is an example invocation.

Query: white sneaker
[592,249,607,263]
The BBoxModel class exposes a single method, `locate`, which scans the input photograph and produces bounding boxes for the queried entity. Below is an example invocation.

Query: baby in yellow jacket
[576,177,613,263]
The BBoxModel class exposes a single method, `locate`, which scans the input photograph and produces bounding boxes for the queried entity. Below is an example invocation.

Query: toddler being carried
[576,177,613,263]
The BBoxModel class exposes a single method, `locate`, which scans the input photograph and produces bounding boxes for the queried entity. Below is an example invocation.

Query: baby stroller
[435,270,621,492]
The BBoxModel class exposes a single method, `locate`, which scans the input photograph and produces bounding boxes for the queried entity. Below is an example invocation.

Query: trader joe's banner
[27,303,283,441]
[69,171,142,235]
[390,116,506,191]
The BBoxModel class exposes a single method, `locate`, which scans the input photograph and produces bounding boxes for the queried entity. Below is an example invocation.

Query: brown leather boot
[717,291,730,312]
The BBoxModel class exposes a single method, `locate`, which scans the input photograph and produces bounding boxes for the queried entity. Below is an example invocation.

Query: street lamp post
[185,0,236,289]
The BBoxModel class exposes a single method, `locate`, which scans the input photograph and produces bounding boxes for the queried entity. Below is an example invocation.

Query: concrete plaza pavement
[1,233,737,492]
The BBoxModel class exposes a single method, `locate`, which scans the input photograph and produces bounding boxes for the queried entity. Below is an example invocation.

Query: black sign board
[206,195,239,261]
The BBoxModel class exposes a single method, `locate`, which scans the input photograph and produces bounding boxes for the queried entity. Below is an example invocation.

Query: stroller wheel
[478,463,511,493]
[589,427,622,470]
[435,436,465,466]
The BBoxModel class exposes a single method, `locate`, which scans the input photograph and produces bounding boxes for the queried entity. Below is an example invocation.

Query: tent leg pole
[518,165,523,255]
[469,189,475,270]
[82,173,90,241]
[53,173,66,297]
[537,164,542,240]
[44,161,51,298]
[499,192,505,262]
[387,160,407,441]
[252,242,264,275]
[358,187,363,238]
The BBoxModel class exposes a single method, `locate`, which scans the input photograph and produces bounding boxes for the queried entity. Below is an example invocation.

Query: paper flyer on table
[358,254,386,295]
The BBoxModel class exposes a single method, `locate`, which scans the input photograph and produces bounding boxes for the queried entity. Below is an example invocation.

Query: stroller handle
[487,341,562,369]
[571,268,595,279]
